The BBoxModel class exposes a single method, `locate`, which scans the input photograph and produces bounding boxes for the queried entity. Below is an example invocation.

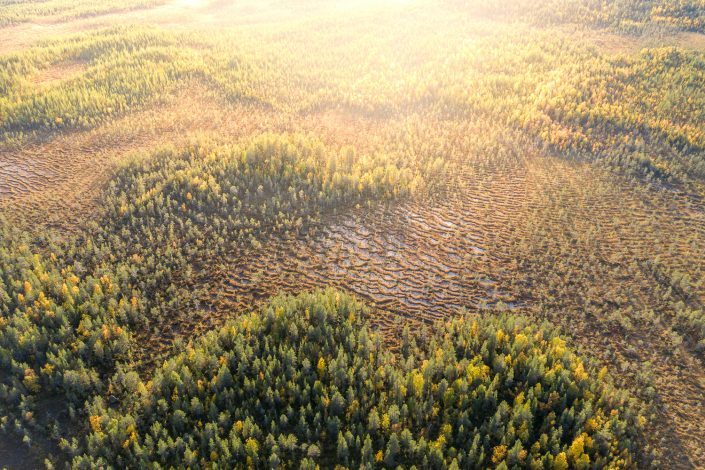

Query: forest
[0,0,704,468]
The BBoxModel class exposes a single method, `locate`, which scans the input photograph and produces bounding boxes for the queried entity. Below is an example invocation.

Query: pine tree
[384,433,400,466]
[337,431,349,465]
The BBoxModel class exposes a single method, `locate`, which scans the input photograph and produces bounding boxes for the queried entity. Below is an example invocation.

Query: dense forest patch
[73,290,646,469]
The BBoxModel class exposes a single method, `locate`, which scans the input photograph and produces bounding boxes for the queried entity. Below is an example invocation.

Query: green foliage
[522,46,705,186]
[0,221,135,405]
[3,16,703,191]
[110,134,419,233]
[0,133,424,416]
[74,290,645,468]
[423,32,705,188]
[0,28,201,141]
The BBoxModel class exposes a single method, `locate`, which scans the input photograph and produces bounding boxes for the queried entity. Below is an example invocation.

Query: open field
[1,0,705,468]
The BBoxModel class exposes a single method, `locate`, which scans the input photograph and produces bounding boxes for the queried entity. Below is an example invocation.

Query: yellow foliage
[492,445,507,464]
[569,433,586,461]
[551,337,566,356]
[514,332,528,348]
[598,366,608,381]
[433,435,446,450]
[573,361,588,382]
[23,368,39,393]
[41,363,55,376]
[245,438,259,456]
[553,452,569,470]
[89,415,102,433]
[412,371,424,396]
[441,423,452,437]
[466,363,489,382]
